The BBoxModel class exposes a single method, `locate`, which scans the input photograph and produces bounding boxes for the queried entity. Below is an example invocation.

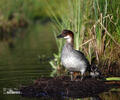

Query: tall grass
[46,0,120,76]
[46,0,92,76]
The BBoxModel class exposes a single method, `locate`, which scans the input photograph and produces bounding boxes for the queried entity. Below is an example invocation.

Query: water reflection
[0,23,56,100]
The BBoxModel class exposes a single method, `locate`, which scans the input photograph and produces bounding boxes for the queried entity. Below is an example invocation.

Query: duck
[57,29,91,81]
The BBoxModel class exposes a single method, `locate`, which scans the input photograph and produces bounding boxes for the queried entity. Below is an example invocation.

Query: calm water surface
[0,23,120,100]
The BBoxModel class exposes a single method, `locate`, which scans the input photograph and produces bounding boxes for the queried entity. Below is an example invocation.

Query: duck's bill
[57,34,64,38]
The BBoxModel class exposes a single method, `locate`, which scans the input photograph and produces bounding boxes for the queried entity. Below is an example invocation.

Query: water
[0,23,120,100]
[0,22,56,99]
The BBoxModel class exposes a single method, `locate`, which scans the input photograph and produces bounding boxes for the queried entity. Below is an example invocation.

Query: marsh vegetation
[47,0,120,77]
[0,0,120,100]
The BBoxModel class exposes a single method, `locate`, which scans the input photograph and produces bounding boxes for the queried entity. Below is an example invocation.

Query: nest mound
[20,76,120,98]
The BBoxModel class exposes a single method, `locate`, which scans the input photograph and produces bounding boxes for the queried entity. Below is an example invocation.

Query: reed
[47,0,93,75]
[47,0,120,76]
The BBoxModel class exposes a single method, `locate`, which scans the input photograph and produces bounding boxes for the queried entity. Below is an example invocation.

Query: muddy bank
[20,76,120,99]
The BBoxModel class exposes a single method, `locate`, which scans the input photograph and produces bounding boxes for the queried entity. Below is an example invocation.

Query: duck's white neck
[64,35,74,46]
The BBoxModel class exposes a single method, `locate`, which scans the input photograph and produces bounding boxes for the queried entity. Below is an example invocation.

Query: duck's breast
[61,50,87,71]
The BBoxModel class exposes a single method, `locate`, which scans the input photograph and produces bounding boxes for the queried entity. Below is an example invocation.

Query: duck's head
[57,30,74,44]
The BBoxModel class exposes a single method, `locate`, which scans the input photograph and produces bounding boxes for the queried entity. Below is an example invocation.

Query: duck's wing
[75,50,91,71]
